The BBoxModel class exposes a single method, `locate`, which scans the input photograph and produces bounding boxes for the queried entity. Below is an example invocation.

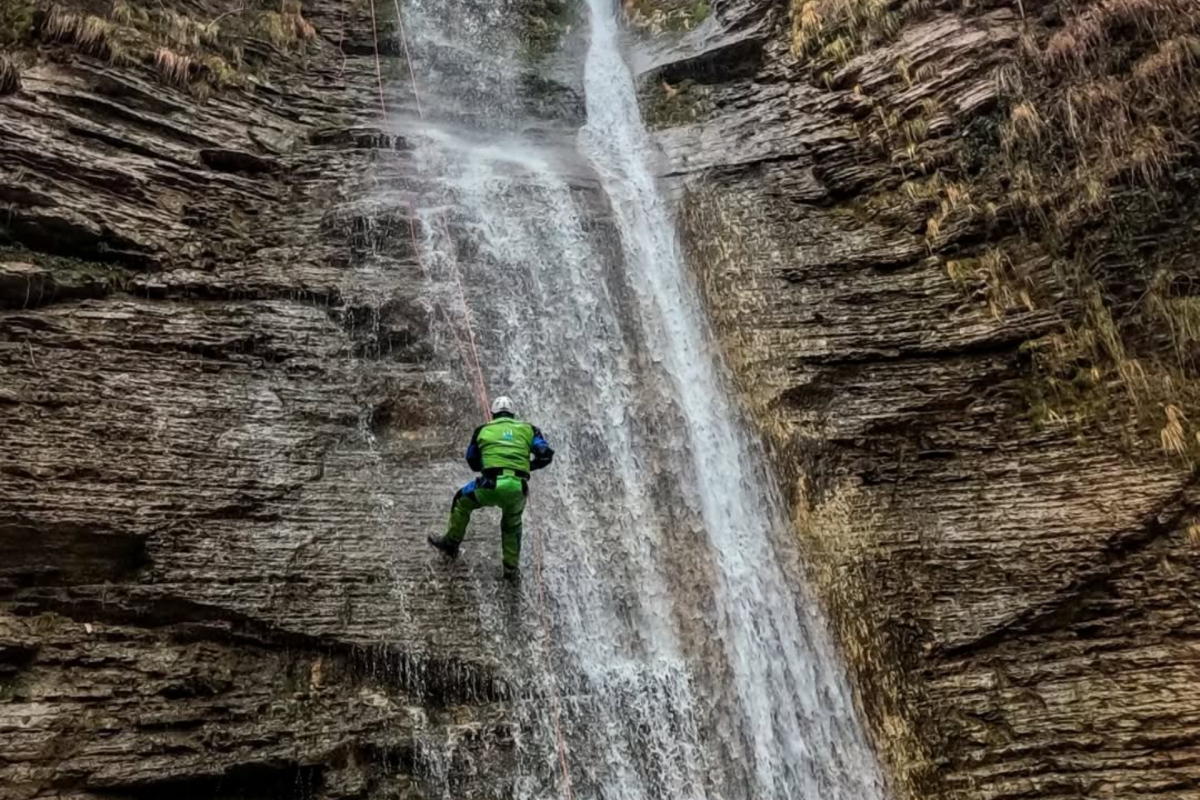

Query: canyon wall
[0,2,529,796]
[634,0,1200,797]
[5,0,1200,798]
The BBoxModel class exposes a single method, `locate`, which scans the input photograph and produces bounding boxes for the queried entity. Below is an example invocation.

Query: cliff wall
[1,2,520,797]
[636,0,1200,797]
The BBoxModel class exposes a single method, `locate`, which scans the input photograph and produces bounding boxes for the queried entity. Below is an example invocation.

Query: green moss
[0,672,25,703]
[788,0,912,67]
[664,0,710,30]
[1016,279,1200,462]
[643,78,712,129]
[624,0,710,34]
[944,258,978,288]
[519,0,581,64]
[0,0,35,47]
[0,245,133,287]
[32,1,319,97]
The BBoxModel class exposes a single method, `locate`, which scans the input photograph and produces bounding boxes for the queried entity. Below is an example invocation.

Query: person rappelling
[427,395,555,580]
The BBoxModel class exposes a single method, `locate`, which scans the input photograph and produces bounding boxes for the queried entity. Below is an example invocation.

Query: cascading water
[392,1,888,797]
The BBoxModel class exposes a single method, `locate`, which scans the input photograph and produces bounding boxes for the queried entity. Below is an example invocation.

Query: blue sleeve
[530,425,554,471]
[466,426,483,472]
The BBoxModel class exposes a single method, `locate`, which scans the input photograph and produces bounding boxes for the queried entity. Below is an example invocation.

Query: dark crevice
[92,760,324,800]
[646,36,767,88]
[0,519,151,589]
[133,279,343,308]
[0,265,117,309]
[0,218,159,270]
[200,148,279,175]
[6,584,517,708]
[933,472,1200,660]
[45,91,216,148]
[66,125,182,165]
[780,326,1052,373]
[308,127,414,151]
[0,640,37,677]
[331,298,434,362]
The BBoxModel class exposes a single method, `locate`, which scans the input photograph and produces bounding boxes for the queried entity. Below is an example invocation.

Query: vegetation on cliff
[3,0,318,97]
[785,0,1200,462]
[634,0,1200,797]
[623,0,711,34]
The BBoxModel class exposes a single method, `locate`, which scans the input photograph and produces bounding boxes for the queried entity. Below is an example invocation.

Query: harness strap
[483,467,531,480]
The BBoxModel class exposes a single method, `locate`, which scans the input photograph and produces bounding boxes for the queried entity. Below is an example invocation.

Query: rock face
[5,0,1199,797]
[1,1,523,797]
[637,0,1200,798]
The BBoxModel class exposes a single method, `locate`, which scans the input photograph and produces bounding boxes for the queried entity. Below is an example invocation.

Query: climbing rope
[365,0,490,418]
[364,3,576,797]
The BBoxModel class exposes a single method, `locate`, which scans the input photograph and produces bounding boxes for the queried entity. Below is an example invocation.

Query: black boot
[502,564,520,582]
[427,535,460,558]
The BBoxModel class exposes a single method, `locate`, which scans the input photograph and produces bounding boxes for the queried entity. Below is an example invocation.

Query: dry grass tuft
[154,47,193,86]
[44,6,120,59]
[1008,102,1042,142]
[1160,404,1188,456]
[1045,0,1197,68]
[872,0,1200,450]
[31,1,295,95]
[160,9,219,49]
[989,0,1200,237]
[253,8,316,49]
[622,0,711,34]
[788,0,905,64]
[108,0,141,26]
[0,55,20,95]
[999,91,1194,235]
[282,0,317,39]
[1133,35,1200,85]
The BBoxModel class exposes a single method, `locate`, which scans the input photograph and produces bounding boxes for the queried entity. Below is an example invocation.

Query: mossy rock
[0,0,36,47]
[0,245,133,307]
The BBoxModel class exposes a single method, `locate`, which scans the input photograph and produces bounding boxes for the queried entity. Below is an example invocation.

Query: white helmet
[491,395,516,416]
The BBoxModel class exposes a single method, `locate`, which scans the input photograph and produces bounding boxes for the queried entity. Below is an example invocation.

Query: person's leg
[497,477,528,572]
[447,481,484,543]
[430,480,485,555]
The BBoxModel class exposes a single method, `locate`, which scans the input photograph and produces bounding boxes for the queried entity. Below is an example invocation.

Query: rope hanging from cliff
[365,0,490,419]
[365,4,577,798]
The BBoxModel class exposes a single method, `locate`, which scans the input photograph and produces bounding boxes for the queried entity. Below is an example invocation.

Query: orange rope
[391,0,423,118]
[365,5,575,795]
[388,0,488,418]
[336,0,348,78]
[366,0,489,418]
[535,529,578,800]
[366,0,389,121]
[409,207,490,415]
[432,213,490,418]
[376,3,578,796]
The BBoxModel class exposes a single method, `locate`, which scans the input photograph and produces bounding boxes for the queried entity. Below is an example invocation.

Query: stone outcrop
[6,0,1199,796]
[0,1,528,797]
[637,0,1200,797]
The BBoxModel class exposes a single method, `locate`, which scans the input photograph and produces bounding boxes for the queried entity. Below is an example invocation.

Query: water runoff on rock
[385,1,889,798]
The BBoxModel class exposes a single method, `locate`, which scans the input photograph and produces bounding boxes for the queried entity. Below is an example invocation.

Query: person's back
[427,396,553,580]
[470,415,547,477]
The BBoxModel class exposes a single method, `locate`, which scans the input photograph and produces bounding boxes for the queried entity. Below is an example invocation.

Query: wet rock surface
[6,0,1198,796]
[0,1,533,797]
[646,0,1200,797]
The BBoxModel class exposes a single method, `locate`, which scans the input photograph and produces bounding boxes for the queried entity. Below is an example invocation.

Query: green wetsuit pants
[445,475,528,568]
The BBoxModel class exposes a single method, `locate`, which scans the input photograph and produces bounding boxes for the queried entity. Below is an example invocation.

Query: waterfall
[392,1,888,797]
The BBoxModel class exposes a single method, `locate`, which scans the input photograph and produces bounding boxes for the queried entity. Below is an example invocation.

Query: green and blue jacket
[465,413,554,478]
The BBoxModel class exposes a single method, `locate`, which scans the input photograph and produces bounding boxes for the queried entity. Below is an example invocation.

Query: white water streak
[393,1,888,797]
[578,2,887,798]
